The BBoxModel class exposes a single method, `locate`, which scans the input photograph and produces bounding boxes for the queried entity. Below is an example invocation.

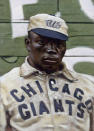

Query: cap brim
[30,28,68,41]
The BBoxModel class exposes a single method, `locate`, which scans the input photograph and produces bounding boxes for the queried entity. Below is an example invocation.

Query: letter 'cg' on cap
[28,14,68,41]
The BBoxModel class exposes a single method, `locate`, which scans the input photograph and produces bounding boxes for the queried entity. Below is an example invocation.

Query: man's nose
[46,42,57,54]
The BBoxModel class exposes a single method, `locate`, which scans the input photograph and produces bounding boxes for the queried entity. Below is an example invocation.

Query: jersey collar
[20,57,77,82]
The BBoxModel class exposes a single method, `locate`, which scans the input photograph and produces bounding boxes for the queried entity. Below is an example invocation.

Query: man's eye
[38,40,45,45]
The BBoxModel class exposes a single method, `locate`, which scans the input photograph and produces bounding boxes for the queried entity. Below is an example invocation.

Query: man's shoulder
[70,70,94,83]
[69,70,94,91]
[0,67,20,83]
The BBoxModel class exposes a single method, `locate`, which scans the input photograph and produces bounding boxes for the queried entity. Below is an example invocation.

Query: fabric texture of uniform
[0,57,94,131]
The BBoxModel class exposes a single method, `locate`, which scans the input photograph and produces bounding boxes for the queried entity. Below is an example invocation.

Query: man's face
[26,31,66,73]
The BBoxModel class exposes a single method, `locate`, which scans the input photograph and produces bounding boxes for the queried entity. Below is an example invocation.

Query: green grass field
[0,0,94,77]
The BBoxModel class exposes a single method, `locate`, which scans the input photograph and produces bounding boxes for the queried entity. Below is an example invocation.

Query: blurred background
[0,0,94,81]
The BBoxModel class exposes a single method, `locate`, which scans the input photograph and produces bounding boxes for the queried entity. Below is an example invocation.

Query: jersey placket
[46,74,59,130]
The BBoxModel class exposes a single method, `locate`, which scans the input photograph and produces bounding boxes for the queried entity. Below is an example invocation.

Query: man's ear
[25,37,31,52]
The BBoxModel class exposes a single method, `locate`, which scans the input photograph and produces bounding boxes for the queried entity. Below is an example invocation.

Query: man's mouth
[42,57,59,65]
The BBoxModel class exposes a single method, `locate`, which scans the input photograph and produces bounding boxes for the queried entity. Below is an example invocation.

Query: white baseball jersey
[0,57,94,131]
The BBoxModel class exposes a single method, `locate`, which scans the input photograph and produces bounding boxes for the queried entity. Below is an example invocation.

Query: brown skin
[25,31,66,74]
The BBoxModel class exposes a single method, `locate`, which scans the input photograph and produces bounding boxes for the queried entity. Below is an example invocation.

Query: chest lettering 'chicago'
[10,78,92,120]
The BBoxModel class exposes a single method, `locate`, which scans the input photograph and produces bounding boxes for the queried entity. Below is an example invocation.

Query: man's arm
[0,97,7,131]
[0,100,12,131]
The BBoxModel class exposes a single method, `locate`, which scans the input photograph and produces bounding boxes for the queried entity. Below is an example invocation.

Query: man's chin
[41,63,60,73]
[35,60,61,73]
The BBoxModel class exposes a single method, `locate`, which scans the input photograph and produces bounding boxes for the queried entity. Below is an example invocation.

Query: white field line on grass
[79,0,94,21]
[9,0,38,38]
[63,47,94,81]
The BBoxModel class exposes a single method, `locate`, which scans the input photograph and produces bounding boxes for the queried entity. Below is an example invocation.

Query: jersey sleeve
[0,94,7,131]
